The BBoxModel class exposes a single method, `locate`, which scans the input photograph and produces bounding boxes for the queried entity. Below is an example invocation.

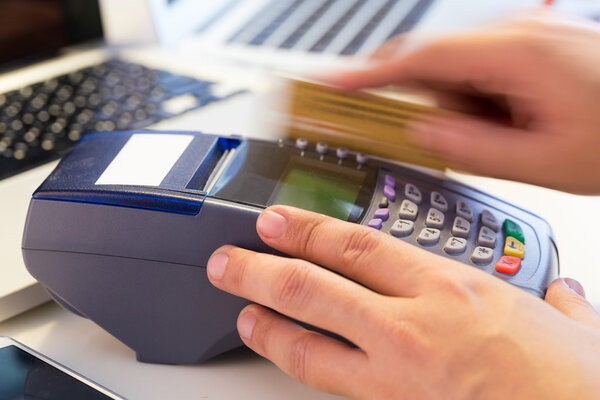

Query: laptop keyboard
[228,0,435,54]
[0,59,242,181]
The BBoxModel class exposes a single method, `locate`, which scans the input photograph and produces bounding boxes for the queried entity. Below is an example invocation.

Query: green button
[503,219,525,243]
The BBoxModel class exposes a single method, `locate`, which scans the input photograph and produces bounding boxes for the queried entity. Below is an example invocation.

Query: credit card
[283,79,453,170]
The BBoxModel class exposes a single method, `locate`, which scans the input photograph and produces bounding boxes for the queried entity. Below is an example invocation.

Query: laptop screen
[0,0,103,69]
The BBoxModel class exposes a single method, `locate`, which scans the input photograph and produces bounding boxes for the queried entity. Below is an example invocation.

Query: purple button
[385,174,395,188]
[374,208,389,221]
[383,185,396,201]
[367,219,383,230]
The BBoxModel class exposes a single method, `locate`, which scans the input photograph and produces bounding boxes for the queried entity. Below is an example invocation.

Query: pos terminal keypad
[365,170,551,290]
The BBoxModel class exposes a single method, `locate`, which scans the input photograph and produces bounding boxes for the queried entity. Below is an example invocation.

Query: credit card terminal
[22,130,559,364]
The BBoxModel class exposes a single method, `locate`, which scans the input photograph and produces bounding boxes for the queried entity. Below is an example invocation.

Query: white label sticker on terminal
[95,134,193,186]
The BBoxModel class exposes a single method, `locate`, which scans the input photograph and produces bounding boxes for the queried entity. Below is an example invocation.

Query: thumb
[545,278,600,330]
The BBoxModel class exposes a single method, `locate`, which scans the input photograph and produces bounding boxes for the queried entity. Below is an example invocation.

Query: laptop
[175,0,544,73]
[0,0,548,321]
[0,0,256,321]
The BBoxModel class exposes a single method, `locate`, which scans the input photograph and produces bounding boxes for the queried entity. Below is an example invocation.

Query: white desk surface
[0,302,343,400]
[1,46,600,400]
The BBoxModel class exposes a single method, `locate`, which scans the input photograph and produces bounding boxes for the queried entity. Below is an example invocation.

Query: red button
[495,256,521,275]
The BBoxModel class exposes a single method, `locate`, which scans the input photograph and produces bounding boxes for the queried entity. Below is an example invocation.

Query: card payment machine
[22,130,559,364]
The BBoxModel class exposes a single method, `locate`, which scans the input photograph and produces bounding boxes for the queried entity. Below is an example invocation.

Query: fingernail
[561,278,586,298]
[207,252,228,281]
[237,312,256,340]
[257,210,287,239]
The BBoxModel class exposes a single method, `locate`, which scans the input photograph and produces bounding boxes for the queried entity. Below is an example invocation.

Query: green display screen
[271,159,365,220]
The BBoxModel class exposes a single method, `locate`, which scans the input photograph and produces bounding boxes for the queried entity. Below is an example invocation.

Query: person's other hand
[207,206,600,399]
[331,10,600,194]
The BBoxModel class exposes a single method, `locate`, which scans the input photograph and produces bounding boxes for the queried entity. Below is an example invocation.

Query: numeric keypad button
[399,199,418,220]
[430,191,448,212]
[481,209,499,232]
[451,216,471,238]
[417,228,440,246]
[456,200,473,222]
[390,219,414,237]
[471,246,494,264]
[443,237,467,255]
[425,208,445,229]
[404,183,422,204]
[477,226,496,248]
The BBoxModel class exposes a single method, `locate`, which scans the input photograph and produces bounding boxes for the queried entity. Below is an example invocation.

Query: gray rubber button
[405,183,422,204]
[390,219,414,237]
[425,208,445,229]
[295,137,308,150]
[399,199,418,220]
[356,153,368,164]
[316,142,328,155]
[477,226,496,248]
[443,237,467,255]
[471,246,494,264]
[481,209,499,232]
[430,191,448,212]
[451,216,471,238]
[417,228,441,245]
[336,147,349,160]
[456,200,473,222]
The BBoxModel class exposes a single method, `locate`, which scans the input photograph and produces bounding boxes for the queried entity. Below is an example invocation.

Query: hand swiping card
[282,79,456,170]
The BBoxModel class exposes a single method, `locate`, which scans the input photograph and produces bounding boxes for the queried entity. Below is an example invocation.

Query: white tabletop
[0,302,343,400]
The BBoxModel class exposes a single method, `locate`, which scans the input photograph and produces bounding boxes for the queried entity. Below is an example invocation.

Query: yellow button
[504,237,524,259]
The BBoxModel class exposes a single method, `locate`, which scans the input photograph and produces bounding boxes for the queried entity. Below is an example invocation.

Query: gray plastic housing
[23,197,267,364]
[21,130,559,364]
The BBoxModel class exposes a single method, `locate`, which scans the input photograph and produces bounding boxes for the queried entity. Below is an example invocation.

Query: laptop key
[0,59,242,181]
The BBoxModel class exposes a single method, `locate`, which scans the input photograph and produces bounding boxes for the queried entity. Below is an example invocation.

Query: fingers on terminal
[208,244,376,345]
[237,304,368,397]
[258,206,385,271]
[257,206,428,297]
[545,278,600,330]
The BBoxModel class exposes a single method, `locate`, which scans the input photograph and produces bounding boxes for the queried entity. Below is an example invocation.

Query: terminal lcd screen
[271,158,365,221]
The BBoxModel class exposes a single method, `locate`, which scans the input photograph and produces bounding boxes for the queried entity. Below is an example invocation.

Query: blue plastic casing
[32,130,241,214]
